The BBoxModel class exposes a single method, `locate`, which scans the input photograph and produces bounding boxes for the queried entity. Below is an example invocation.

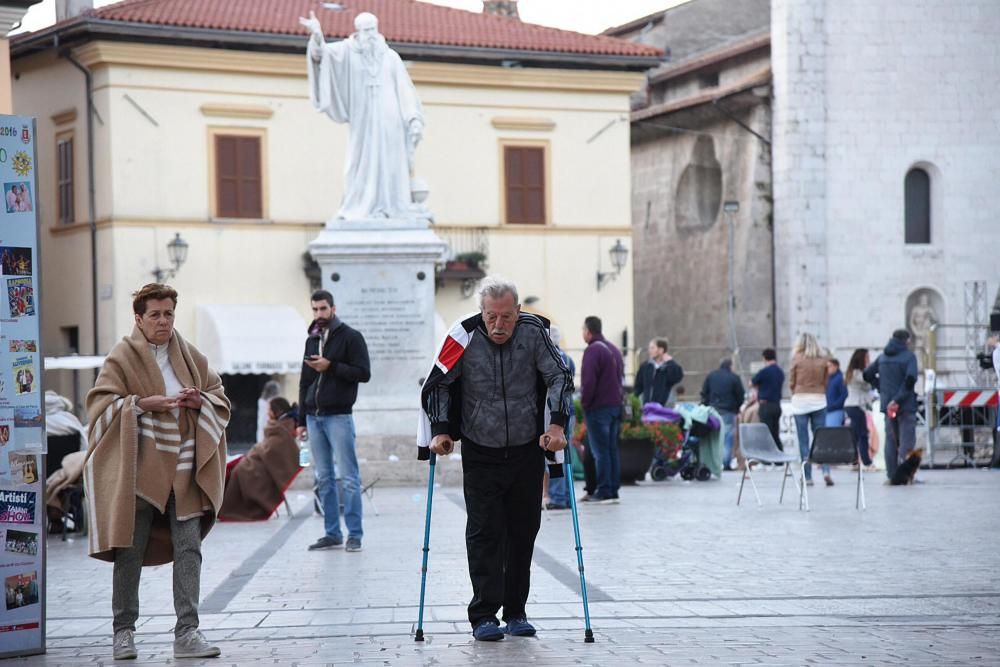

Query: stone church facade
[614,0,1000,389]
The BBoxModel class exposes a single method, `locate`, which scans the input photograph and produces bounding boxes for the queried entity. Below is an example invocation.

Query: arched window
[904,167,930,244]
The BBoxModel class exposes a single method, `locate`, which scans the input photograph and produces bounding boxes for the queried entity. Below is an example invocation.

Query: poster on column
[0,116,44,658]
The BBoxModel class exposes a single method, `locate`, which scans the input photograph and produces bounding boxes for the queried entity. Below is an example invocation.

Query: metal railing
[433,225,490,263]
[925,324,998,466]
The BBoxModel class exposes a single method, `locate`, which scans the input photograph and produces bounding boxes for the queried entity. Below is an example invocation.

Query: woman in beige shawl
[85,284,229,661]
[220,397,302,521]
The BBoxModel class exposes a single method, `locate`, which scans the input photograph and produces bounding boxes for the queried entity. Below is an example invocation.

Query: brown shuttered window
[504,146,545,224]
[215,135,263,219]
[57,137,74,225]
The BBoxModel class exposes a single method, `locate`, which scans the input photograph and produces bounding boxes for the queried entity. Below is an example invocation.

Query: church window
[904,167,931,244]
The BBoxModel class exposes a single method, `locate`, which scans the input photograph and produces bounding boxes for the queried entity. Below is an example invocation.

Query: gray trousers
[112,494,202,636]
[884,411,917,480]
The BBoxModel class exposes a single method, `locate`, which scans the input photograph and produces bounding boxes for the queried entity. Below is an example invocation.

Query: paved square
[32,467,1000,665]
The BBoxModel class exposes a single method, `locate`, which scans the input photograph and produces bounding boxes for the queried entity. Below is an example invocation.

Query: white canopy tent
[196,304,308,375]
[43,356,106,371]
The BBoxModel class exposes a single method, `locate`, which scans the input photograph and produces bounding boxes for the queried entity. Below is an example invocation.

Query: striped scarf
[84,327,229,565]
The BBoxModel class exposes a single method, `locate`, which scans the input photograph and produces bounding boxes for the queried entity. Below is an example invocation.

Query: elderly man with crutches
[416,277,586,642]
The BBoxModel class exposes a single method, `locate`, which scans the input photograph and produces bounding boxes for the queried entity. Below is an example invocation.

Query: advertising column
[0,116,44,657]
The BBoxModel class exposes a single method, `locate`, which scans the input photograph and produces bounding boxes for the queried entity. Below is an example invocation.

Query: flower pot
[619,437,655,485]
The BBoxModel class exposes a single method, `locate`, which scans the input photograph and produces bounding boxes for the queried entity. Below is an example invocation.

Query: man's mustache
[490,329,509,336]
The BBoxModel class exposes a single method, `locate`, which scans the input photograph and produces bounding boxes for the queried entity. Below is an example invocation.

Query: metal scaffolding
[964,281,989,385]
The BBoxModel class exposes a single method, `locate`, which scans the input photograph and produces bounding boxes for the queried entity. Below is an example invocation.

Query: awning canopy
[44,355,106,370]
[197,304,307,375]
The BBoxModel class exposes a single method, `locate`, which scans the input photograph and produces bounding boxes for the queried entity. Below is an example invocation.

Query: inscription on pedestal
[342,286,427,363]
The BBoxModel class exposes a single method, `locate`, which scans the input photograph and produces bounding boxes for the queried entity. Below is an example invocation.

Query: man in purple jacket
[580,316,625,503]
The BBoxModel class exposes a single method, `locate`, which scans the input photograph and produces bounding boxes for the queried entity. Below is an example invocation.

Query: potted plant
[573,396,684,484]
[454,251,487,270]
[618,396,656,484]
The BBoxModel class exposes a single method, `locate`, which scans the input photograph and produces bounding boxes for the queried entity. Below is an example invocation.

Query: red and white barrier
[940,390,999,407]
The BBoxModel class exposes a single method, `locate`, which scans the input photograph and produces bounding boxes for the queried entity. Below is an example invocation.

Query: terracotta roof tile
[88,0,662,57]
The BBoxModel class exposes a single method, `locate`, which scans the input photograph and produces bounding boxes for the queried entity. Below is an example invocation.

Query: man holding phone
[297,290,371,552]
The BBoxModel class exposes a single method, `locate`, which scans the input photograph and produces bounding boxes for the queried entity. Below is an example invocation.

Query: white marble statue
[300,11,424,221]
[909,293,938,345]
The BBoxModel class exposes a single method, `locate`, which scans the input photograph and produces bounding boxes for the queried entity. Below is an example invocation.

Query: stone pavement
[25,467,1000,665]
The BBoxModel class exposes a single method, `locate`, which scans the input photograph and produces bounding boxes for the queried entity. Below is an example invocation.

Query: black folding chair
[46,433,87,540]
[799,426,865,511]
[737,423,802,506]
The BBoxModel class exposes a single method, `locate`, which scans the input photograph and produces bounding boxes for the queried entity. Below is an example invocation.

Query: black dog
[890,449,923,485]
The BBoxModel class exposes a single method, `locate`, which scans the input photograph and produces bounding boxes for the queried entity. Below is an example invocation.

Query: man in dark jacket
[701,358,746,470]
[863,329,919,481]
[633,337,684,406]
[297,290,371,552]
[580,316,625,503]
[424,278,573,641]
[751,348,785,449]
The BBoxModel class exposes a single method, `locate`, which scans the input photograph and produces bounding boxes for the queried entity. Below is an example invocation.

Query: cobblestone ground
[20,467,1000,665]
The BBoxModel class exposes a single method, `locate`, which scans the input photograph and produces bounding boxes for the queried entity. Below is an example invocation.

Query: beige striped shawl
[84,326,229,565]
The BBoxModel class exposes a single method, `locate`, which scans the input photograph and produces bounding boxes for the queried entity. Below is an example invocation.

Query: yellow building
[12,0,658,442]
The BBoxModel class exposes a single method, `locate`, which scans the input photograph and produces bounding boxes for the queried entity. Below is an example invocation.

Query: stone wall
[631,102,773,390]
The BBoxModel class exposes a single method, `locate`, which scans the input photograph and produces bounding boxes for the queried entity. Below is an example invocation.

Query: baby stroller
[642,403,718,482]
[650,421,714,481]
[647,406,718,482]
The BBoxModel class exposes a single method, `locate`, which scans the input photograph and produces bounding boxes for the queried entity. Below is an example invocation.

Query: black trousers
[581,435,598,495]
[758,401,783,451]
[462,440,543,627]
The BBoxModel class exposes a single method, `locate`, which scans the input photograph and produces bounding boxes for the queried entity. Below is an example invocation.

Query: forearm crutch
[563,446,595,643]
[414,451,437,642]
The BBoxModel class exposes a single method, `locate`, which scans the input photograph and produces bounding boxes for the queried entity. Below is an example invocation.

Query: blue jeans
[720,410,737,469]
[794,408,829,481]
[584,406,621,499]
[845,406,872,466]
[307,414,363,540]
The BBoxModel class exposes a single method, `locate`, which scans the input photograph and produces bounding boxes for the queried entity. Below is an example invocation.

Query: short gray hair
[477,276,519,310]
[549,325,562,347]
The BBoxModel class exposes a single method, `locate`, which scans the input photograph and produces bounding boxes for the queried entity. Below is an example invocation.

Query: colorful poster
[0,491,35,525]
[5,455,36,486]
[10,409,38,430]
[9,359,33,397]
[0,248,30,277]
[3,572,38,611]
[0,113,43,658]
[0,413,10,450]
[2,531,36,557]
[1,183,32,215]
[4,278,33,319]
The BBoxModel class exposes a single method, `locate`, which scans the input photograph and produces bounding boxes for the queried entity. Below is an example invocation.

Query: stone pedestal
[308,218,447,437]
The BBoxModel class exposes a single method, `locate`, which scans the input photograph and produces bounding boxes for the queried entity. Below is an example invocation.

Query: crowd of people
[77,274,974,658]
[563,326,924,493]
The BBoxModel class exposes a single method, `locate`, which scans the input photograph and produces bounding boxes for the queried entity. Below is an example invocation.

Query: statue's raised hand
[298,10,323,40]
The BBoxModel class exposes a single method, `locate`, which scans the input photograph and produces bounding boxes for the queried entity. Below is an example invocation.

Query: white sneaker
[173,629,220,659]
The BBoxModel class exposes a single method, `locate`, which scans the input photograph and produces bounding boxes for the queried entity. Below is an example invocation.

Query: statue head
[354,12,379,47]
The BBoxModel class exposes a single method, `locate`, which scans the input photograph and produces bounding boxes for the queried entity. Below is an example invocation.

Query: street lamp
[152,232,189,282]
[596,238,629,291]
[723,201,740,370]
